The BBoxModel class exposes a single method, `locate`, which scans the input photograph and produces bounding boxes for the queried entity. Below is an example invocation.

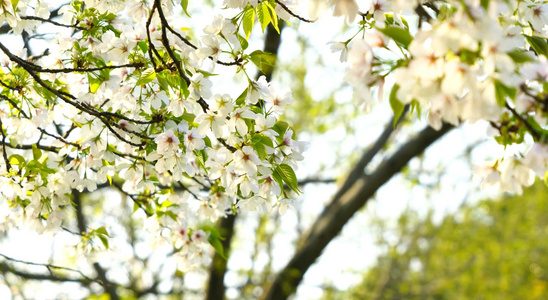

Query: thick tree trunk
[263,123,454,300]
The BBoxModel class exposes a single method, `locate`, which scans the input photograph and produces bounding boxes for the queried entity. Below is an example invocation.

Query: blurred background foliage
[322,182,548,300]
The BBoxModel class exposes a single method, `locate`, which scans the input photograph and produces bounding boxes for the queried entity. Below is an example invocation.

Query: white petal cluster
[326,1,548,194]
[0,0,309,271]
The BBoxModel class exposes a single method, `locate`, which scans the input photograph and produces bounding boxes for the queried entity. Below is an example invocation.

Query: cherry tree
[0,0,547,299]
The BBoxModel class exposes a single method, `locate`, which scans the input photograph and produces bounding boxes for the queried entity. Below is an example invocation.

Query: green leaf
[258,3,272,33]
[271,169,285,194]
[249,50,276,74]
[389,84,404,128]
[251,133,274,148]
[276,164,301,194]
[235,88,248,106]
[156,71,170,92]
[8,154,26,166]
[238,34,249,50]
[137,40,148,53]
[179,75,189,98]
[95,226,110,237]
[204,136,212,148]
[253,142,267,160]
[272,121,290,142]
[243,7,255,40]
[180,0,190,17]
[94,227,110,249]
[182,112,195,124]
[32,144,42,161]
[410,99,422,120]
[194,149,207,172]
[524,35,548,57]
[208,235,226,259]
[197,70,218,77]
[199,225,226,258]
[506,49,535,63]
[264,1,279,33]
[98,235,109,249]
[494,80,517,107]
[10,0,19,10]
[379,26,413,49]
[135,68,156,86]
[87,73,104,93]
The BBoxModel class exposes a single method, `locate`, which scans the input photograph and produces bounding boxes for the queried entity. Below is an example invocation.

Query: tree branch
[274,0,315,23]
[0,261,89,284]
[0,253,95,284]
[0,5,65,34]
[262,122,454,300]
[0,116,12,172]
[73,190,121,300]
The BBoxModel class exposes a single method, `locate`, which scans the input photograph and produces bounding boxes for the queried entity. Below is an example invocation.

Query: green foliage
[242,1,280,39]
[494,80,517,107]
[242,6,255,39]
[249,50,276,75]
[200,224,226,259]
[180,0,190,17]
[389,84,404,127]
[378,26,413,49]
[525,35,548,58]
[329,182,548,299]
[274,164,301,194]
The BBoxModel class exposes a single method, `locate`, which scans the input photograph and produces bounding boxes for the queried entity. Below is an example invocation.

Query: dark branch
[73,190,121,300]
[505,102,542,141]
[263,122,454,300]
[0,116,11,172]
[274,0,315,23]
[20,15,84,29]
[0,253,95,283]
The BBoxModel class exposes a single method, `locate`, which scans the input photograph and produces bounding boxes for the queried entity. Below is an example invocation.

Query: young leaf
[272,120,290,143]
[276,164,301,194]
[249,50,276,74]
[235,88,248,106]
[252,142,268,160]
[32,144,42,161]
[135,68,156,86]
[507,49,535,63]
[98,235,109,249]
[258,3,272,33]
[181,0,191,17]
[525,35,548,57]
[208,235,226,259]
[264,1,279,33]
[389,84,404,128]
[87,73,104,93]
[494,80,517,107]
[251,133,274,148]
[379,26,413,49]
[95,226,110,237]
[8,154,26,166]
[243,7,255,40]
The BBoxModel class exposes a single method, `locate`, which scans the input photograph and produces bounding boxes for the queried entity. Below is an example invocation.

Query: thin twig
[22,62,144,74]
[274,0,315,23]
[0,253,96,282]
[505,102,541,141]
[20,15,84,29]
[0,116,12,172]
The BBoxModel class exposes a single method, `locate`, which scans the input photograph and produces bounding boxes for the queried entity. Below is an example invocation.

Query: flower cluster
[0,0,305,269]
[327,0,548,194]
